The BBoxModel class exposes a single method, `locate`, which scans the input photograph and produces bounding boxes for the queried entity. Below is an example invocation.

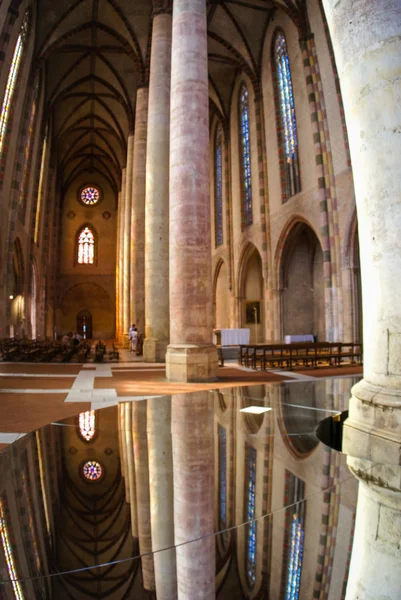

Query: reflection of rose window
[80,186,100,205]
[82,461,103,481]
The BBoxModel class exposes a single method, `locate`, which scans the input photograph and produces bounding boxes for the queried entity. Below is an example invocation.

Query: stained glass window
[239,84,253,228]
[34,127,48,245]
[0,11,29,158]
[79,410,96,442]
[78,226,95,264]
[245,445,257,586]
[0,500,24,599]
[18,78,39,220]
[274,31,300,199]
[283,471,305,600]
[218,425,227,530]
[215,126,223,246]
[82,460,103,481]
[80,186,100,205]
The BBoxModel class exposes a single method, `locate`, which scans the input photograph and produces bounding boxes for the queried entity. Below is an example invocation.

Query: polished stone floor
[0,377,370,599]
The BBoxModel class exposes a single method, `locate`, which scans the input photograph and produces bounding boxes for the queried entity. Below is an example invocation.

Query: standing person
[128,324,136,353]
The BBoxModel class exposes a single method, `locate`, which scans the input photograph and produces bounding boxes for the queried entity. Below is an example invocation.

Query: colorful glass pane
[283,471,305,599]
[215,127,223,246]
[34,128,48,245]
[0,12,29,157]
[78,226,95,264]
[18,79,39,217]
[286,516,304,599]
[0,500,24,599]
[218,425,227,529]
[246,445,257,585]
[81,187,100,205]
[275,33,298,163]
[239,85,252,227]
[79,410,96,442]
[82,460,103,481]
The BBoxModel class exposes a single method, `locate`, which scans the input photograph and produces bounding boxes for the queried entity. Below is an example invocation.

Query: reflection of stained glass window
[282,471,305,600]
[218,425,227,529]
[0,500,24,599]
[78,226,95,264]
[274,31,300,199]
[79,410,96,442]
[245,444,257,586]
[82,461,103,481]
[35,431,51,541]
[215,126,223,246]
[239,84,253,228]
[80,186,100,205]
[0,11,29,158]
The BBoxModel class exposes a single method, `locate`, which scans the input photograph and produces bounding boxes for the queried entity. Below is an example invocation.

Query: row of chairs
[239,342,363,370]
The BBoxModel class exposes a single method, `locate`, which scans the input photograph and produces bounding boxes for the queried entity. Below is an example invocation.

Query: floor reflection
[0,378,362,598]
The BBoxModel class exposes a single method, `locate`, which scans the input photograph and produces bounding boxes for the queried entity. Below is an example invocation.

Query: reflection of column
[166,0,218,381]
[124,403,138,537]
[130,87,148,331]
[321,1,401,598]
[143,11,172,363]
[172,392,215,599]
[132,400,155,591]
[123,135,135,335]
[147,396,176,599]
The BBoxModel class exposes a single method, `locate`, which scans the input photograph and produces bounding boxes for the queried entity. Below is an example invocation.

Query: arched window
[18,76,40,221]
[0,499,24,599]
[239,84,253,229]
[281,471,305,599]
[77,226,95,265]
[33,125,48,245]
[215,126,223,246]
[273,31,300,200]
[245,444,257,586]
[0,11,30,159]
[79,410,96,442]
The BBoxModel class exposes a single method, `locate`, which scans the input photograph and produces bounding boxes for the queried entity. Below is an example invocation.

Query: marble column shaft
[130,87,148,332]
[143,12,172,363]
[124,402,138,538]
[118,170,126,340]
[123,134,135,334]
[132,400,155,591]
[322,0,401,597]
[147,396,177,599]
[166,0,217,381]
[171,392,215,600]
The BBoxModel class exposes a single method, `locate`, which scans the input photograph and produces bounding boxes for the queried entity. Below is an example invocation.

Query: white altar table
[213,328,250,345]
[284,334,314,344]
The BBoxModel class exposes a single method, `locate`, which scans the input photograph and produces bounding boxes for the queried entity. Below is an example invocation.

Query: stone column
[166,0,218,381]
[123,134,135,335]
[118,170,126,341]
[143,10,172,363]
[130,87,148,332]
[321,1,401,597]
[124,402,138,537]
[147,396,177,599]
[171,392,215,599]
[132,400,155,591]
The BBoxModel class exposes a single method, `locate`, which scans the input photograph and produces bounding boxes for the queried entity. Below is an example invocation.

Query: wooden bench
[109,343,119,361]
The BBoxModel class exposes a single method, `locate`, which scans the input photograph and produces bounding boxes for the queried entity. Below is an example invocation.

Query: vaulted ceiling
[34,0,308,196]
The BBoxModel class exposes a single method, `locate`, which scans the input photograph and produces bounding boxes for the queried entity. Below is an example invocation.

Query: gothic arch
[237,242,264,343]
[213,258,230,329]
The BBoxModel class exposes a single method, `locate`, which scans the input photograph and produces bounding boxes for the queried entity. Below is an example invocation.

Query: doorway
[77,310,92,339]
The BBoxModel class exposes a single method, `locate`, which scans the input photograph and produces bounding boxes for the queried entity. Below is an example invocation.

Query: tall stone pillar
[321,1,401,597]
[166,0,218,381]
[130,87,148,332]
[118,170,126,341]
[131,400,155,591]
[143,10,172,363]
[147,396,177,599]
[123,134,135,335]
[171,392,215,599]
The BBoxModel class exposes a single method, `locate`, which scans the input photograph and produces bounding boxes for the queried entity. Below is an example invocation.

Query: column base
[166,344,218,382]
[343,378,401,466]
[143,339,168,363]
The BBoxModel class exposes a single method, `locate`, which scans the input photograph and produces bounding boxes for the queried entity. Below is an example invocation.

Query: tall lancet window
[0,11,30,159]
[239,84,253,229]
[77,226,95,265]
[282,471,305,599]
[79,410,96,442]
[245,444,257,586]
[19,77,40,220]
[0,499,24,599]
[274,31,300,200]
[215,125,223,246]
